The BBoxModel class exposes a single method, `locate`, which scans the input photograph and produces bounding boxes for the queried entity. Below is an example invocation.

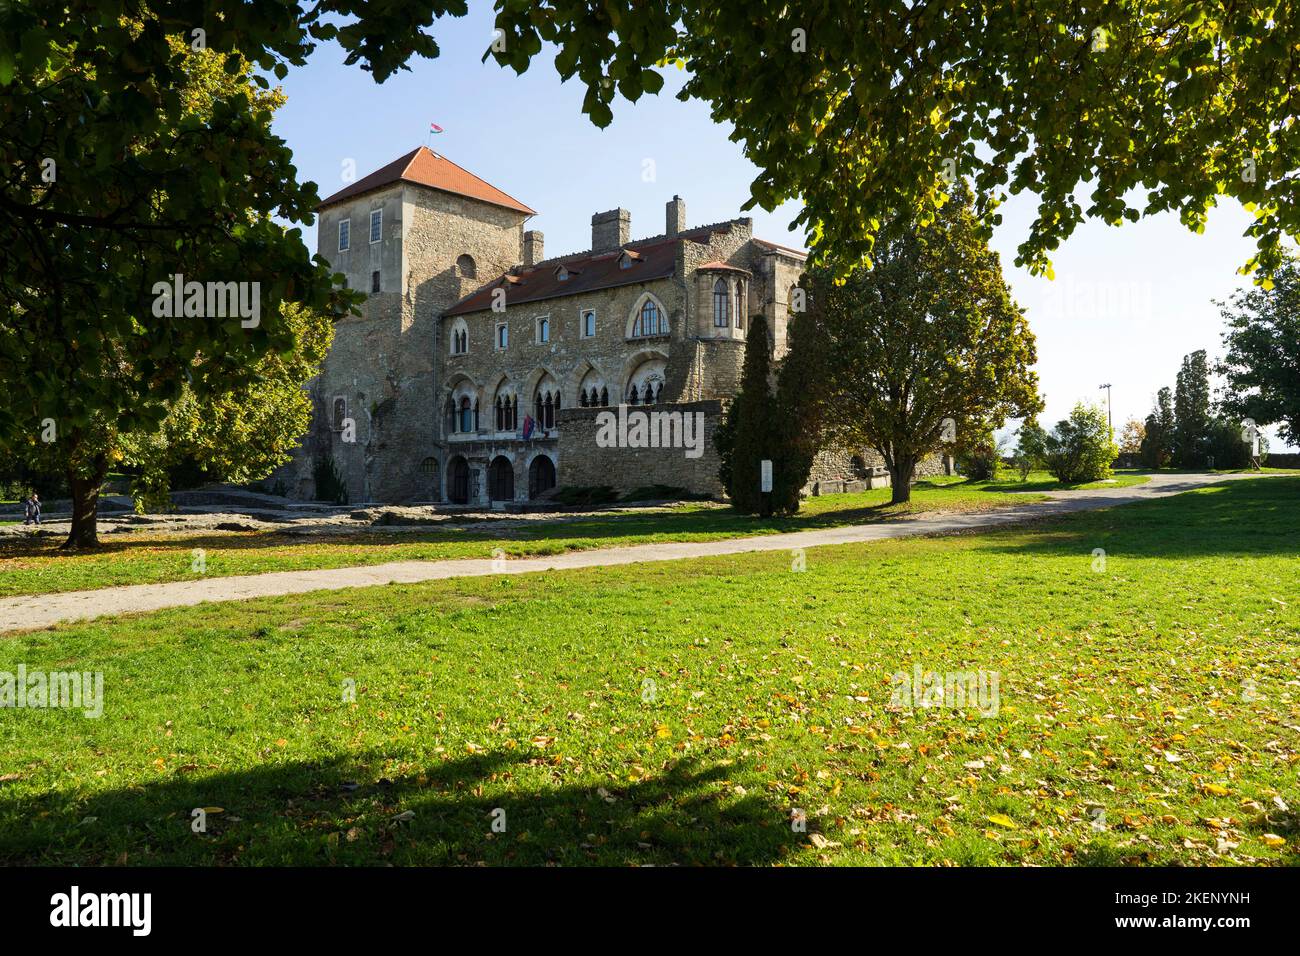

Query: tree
[1140,387,1175,468]
[1013,420,1049,480]
[798,187,1042,504]
[1173,350,1213,467]
[1217,254,1300,447]
[487,2,1300,278]
[1,21,356,547]
[715,314,804,516]
[1043,403,1118,484]
[120,302,334,510]
[1118,418,1146,456]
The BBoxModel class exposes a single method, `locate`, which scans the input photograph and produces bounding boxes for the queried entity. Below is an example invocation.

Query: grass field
[0,476,1049,598]
[0,476,1296,866]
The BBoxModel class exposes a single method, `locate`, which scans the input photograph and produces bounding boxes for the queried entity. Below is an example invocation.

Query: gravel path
[0,472,1275,634]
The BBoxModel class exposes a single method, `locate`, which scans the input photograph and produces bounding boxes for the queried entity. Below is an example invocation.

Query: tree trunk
[888,456,918,505]
[63,467,105,549]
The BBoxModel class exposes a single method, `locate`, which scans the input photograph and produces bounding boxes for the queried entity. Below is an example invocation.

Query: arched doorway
[447,456,470,504]
[419,456,440,501]
[528,455,557,499]
[488,456,514,502]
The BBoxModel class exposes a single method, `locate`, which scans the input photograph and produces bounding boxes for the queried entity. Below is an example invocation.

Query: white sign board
[760,459,773,493]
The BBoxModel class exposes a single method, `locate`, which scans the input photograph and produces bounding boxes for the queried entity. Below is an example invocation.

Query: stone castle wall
[557,401,725,496]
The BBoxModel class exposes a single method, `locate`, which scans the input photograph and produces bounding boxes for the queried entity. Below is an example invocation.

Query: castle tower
[289,147,534,503]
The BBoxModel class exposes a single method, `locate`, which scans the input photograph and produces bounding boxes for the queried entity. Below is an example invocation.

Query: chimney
[591,208,631,252]
[666,195,686,236]
[522,230,544,267]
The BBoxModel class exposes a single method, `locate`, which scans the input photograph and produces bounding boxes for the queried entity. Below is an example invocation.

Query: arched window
[459,396,472,433]
[456,254,477,278]
[627,384,639,405]
[600,386,609,406]
[495,396,505,431]
[633,299,666,337]
[444,396,456,434]
[713,278,729,327]
[450,320,469,355]
[579,390,589,408]
[736,281,746,329]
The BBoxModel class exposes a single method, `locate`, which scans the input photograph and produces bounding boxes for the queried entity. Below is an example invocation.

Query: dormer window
[556,266,569,281]
[618,249,643,270]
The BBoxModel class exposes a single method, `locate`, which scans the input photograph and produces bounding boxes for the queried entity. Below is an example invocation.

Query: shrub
[621,484,708,502]
[954,425,1002,481]
[550,485,619,507]
[1043,402,1118,484]
[312,455,349,505]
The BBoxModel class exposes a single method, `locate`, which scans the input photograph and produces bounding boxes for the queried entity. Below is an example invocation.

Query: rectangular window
[496,323,508,350]
[338,219,350,252]
[371,270,381,293]
[536,316,550,343]
[581,309,596,338]
[369,209,382,243]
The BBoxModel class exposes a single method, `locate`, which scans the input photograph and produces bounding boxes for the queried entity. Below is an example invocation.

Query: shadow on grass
[0,751,797,866]
[978,476,1300,560]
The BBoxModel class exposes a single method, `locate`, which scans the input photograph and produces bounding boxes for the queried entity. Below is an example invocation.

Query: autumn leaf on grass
[1200,782,1231,797]
[530,735,555,749]
[1261,834,1286,847]
[987,814,1018,829]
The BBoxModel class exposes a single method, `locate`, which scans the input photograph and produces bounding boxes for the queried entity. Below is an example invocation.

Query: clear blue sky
[271,6,1293,450]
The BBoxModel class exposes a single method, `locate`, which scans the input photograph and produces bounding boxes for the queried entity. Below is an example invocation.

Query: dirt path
[0,473,1275,634]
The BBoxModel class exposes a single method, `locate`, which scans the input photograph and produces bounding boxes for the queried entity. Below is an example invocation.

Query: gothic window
[456,254,477,278]
[445,396,456,434]
[634,299,666,337]
[600,386,609,406]
[537,317,549,343]
[713,278,729,327]
[332,396,347,431]
[458,396,472,433]
[627,384,639,405]
[736,281,746,329]
[582,310,596,337]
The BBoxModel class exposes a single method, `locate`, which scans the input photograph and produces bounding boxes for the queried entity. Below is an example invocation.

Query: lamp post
[1099,383,1113,440]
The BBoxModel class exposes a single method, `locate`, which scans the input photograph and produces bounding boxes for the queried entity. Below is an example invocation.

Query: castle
[279,146,814,505]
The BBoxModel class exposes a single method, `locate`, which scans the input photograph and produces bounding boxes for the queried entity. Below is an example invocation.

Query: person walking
[28,492,41,526]
[22,494,33,526]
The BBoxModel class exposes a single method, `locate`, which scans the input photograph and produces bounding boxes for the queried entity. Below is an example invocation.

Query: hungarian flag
[522,415,535,440]
[430,122,444,134]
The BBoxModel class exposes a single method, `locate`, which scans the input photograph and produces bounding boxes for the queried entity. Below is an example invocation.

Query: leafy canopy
[487,1,1300,277]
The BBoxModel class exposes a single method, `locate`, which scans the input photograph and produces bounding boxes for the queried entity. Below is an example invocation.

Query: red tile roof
[319,146,536,215]
[445,221,743,316]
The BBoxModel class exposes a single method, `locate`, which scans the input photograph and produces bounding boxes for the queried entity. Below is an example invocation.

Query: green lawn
[1,476,1296,866]
[981,469,1151,492]
[0,477,1047,597]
